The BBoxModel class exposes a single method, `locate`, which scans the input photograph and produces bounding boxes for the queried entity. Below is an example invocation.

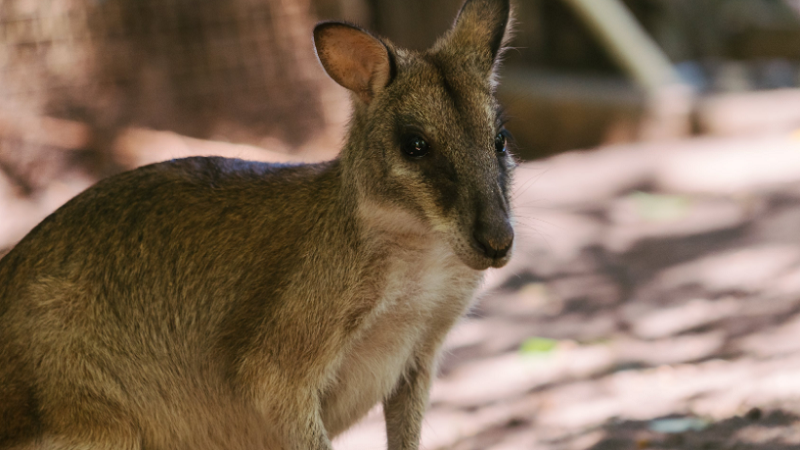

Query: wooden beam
[561,0,694,140]
[561,0,680,91]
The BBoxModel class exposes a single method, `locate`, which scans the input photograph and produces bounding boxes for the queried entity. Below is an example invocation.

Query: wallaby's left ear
[437,0,511,72]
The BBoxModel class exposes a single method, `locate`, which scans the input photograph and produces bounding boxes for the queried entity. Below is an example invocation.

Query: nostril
[472,231,513,260]
[494,239,511,259]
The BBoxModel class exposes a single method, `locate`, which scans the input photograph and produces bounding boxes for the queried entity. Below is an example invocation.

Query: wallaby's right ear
[314,22,395,105]
[438,0,511,74]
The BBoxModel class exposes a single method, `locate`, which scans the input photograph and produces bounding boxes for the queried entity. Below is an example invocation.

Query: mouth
[483,251,513,269]
[489,253,512,269]
[459,240,513,271]
[459,253,512,271]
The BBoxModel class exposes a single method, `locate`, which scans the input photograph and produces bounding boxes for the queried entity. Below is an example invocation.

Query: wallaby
[0,0,514,448]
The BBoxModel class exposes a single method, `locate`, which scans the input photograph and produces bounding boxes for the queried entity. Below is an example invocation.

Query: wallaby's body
[0,1,514,449]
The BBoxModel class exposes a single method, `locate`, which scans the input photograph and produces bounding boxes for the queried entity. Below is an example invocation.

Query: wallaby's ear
[314,22,395,105]
[439,0,511,73]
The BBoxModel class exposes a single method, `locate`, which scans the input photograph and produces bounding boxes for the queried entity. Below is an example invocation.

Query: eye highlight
[401,135,430,158]
[494,130,508,153]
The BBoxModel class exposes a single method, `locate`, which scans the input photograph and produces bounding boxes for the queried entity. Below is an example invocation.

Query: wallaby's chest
[321,242,481,436]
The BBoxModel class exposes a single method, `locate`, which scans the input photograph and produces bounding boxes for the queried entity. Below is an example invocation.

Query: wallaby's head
[314,0,514,271]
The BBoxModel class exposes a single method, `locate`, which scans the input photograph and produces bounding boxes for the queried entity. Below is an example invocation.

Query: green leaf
[519,337,558,355]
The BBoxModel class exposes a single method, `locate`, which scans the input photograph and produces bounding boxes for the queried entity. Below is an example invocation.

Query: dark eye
[494,130,508,153]
[401,135,429,158]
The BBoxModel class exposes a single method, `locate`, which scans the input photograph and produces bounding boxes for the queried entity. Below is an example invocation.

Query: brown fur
[0,0,513,449]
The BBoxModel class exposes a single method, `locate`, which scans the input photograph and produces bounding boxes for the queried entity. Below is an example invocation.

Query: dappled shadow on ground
[587,410,800,450]
[334,132,800,450]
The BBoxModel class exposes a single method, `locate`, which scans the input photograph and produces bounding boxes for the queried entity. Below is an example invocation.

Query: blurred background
[3,0,800,448]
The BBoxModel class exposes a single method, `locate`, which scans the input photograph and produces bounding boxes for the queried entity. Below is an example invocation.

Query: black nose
[472,222,513,260]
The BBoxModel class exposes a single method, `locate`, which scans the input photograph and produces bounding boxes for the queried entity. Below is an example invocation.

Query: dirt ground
[3,130,800,449]
[334,130,800,450]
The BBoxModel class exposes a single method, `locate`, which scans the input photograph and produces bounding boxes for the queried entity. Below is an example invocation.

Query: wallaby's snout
[473,201,514,264]
[462,154,515,269]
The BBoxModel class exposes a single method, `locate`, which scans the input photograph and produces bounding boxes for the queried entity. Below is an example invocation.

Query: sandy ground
[3,129,800,449]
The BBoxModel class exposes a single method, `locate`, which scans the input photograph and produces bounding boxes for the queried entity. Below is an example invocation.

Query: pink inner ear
[316,25,391,104]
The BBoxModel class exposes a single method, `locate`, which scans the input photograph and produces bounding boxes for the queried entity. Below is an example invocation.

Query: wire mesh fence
[0,0,345,190]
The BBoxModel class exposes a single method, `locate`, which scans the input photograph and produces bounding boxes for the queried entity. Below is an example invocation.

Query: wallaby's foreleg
[383,356,434,450]
[286,411,333,450]
[258,388,334,450]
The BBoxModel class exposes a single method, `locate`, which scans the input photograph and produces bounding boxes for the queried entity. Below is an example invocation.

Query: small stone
[745,407,762,421]
[505,417,527,428]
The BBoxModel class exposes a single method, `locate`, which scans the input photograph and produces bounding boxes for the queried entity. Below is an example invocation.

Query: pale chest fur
[320,240,482,436]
